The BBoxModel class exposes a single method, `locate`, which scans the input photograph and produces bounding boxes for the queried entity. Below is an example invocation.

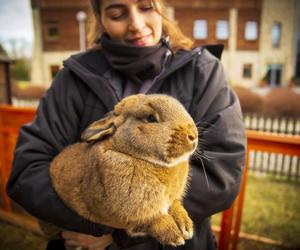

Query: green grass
[212,173,300,249]
[0,220,46,250]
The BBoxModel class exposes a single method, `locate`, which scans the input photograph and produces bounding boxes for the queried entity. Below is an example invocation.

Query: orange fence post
[0,105,36,211]
[231,147,250,250]
[218,148,249,250]
[219,206,235,250]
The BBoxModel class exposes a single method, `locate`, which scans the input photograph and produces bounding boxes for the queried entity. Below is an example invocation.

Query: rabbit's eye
[146,114,158,123]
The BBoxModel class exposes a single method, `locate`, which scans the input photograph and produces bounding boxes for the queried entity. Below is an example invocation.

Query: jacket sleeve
[185,49,247,222]
[6,68,113,236]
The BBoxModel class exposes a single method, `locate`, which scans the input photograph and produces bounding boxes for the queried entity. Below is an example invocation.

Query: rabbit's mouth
[115,149,194,168]
[141,148,196,168]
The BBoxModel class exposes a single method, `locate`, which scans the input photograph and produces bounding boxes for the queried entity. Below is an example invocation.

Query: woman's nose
[128,10,145,32]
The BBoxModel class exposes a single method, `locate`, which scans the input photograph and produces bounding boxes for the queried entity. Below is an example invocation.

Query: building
[30,0,300,88]
[168,0,300,87]
[30,0,89,85]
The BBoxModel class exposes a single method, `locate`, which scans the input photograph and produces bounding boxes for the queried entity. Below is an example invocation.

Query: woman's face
[99,0,163,46]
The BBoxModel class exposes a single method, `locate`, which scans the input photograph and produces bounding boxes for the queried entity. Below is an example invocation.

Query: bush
[233,86,264,114]
[263,88,300,117]
[12,58,30,81]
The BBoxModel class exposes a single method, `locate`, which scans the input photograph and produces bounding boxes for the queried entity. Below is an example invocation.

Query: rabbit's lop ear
[81,111,116,142]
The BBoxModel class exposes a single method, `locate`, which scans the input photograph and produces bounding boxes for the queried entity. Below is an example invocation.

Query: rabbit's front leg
[168,200,193,240]
[147,213,185,246]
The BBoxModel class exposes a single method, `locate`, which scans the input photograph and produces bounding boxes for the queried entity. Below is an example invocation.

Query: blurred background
[0,0,299,250]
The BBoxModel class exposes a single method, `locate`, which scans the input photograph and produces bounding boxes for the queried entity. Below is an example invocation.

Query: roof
[0,44,12,63]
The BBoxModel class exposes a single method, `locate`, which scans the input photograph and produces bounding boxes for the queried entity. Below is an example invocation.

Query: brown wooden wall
[41,0,87,8]
[174,8,229,48]
[237,9,261,50]
[32,0,90,52]
[167,0,235,8]
[167,0,261,9]
[41,8,89,51]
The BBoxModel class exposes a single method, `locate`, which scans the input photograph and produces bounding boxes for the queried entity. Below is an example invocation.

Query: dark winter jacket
[7,47,246,250]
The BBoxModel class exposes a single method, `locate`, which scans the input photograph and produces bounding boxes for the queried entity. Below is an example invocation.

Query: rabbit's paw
[169,200,193,240]
[149,214,185,246]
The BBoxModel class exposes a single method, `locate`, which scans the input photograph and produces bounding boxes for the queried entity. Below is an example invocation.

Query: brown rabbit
[48,94,198,246]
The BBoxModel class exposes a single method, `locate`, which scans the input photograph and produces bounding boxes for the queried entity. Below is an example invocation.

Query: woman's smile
[125,33,153,46]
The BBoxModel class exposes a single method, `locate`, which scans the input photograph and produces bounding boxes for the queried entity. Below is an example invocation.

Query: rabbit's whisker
[197,138,209,147]
[195,120,215,128]
[194,149,215,161]
[192,154,210,189]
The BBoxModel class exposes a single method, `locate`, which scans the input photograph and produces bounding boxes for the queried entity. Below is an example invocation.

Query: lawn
[212,173,300,249]
[1,173,300,250]
[0,220,46,250]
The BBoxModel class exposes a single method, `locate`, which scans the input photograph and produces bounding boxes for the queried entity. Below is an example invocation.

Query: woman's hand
[62,231,113,250]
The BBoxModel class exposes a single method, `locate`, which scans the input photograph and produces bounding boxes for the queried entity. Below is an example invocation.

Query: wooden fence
[11,97,40,108]
[1,105,300,250]
[218,130,300,250]
[244,113,300,135]
[0,105,36,210]
[244,113,300,180]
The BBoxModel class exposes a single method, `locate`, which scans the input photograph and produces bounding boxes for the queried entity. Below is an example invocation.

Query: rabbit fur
[47,94,198,246]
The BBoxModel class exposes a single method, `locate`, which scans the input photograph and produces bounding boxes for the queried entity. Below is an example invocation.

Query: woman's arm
[186,49,247,222]
[6,68,113,236]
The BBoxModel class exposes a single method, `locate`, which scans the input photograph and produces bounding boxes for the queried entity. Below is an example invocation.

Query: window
[50,65,60,80]
[45,21,60,41]
[266,64,283,86]
[47,26,59,40]
[244,21,258,41]
[194,20,208,40]
[272,22,281,48]
[48,26,59,39]
[216,20,229,40]
[243,64,252,79]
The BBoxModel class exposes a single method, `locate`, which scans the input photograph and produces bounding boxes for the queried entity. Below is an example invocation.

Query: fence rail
[11,97,40,108]
[244,113,300,135]
[244,113,300,180]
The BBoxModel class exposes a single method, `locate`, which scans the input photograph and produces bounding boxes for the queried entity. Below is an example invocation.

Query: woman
[7,0,246,249]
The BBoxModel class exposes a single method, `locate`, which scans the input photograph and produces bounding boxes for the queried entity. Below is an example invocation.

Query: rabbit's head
[81,94,198,167]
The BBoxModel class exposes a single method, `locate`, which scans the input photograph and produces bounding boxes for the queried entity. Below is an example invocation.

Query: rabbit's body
[49,94,198,246]
[51,143,189,227]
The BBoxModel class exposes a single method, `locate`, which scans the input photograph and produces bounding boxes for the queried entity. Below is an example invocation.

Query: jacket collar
[63,48,202,110]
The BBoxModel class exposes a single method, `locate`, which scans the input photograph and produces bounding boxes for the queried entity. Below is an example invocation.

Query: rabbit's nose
[188,132,198,150]
[186,124,197,141]
[188,134,196,141]
[187,130,197,142]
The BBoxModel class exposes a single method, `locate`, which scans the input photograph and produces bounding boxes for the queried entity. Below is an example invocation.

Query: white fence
[244,113,300,181]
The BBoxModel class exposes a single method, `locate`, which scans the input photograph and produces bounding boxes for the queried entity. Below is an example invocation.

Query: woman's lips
[126,34,152,46]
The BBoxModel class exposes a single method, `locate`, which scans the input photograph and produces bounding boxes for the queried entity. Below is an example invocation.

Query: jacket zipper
[148,48,202,93]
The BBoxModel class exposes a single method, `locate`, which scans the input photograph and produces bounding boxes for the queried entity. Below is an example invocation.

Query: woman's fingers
[64,239,81,247]
[62,231,113,250]
[88,234,113,249]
